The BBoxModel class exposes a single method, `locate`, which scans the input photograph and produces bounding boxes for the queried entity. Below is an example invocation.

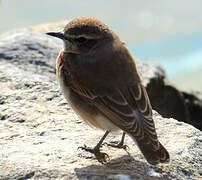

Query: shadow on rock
[74,155,171,180]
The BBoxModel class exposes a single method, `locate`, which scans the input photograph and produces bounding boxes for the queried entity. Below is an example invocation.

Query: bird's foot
[78,144,109,163]
[104,141,129,150]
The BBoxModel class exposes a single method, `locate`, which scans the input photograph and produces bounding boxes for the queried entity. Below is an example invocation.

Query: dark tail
[130,135,170,165]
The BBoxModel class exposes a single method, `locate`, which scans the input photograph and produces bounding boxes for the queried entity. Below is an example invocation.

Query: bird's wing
[73,81,158,148]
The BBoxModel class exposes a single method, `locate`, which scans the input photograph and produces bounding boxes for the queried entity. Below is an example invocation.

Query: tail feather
[130,134,170,165]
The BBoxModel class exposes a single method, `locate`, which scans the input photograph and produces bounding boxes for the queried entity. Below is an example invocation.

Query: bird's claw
[95,151,110,163]
[78,144,110,163]
[77,144,92,152]
[104,141,129,151]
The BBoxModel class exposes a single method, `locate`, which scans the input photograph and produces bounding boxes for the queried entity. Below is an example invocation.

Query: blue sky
[129,33,202,78]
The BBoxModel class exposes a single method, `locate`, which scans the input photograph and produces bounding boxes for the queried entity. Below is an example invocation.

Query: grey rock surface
[0,31,201,180]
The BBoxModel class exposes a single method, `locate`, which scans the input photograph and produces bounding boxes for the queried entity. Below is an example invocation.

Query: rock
[182,91,202,130]
[0,31,61,78]
[0,30,201,179]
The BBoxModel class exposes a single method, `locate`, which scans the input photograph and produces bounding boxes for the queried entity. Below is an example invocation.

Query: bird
[46,16,170,165]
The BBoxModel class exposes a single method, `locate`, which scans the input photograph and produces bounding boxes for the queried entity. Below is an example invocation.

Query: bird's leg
[78,130,110,163]
[105,132,129,150]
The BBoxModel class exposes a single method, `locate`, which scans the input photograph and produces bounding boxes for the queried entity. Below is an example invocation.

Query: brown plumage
[47,16,170,165]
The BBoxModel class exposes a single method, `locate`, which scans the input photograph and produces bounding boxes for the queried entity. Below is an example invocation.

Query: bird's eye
[75,37,88,44]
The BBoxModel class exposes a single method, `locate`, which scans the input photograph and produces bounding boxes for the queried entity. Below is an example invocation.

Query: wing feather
[73,82,159,146]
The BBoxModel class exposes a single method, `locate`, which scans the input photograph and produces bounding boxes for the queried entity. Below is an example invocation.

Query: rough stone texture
[0,30,201,180]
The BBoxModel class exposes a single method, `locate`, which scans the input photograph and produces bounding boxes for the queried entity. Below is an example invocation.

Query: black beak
[46,32,64,40]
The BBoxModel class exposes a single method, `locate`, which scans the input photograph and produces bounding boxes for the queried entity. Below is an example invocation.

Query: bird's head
[46,17,117,55]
